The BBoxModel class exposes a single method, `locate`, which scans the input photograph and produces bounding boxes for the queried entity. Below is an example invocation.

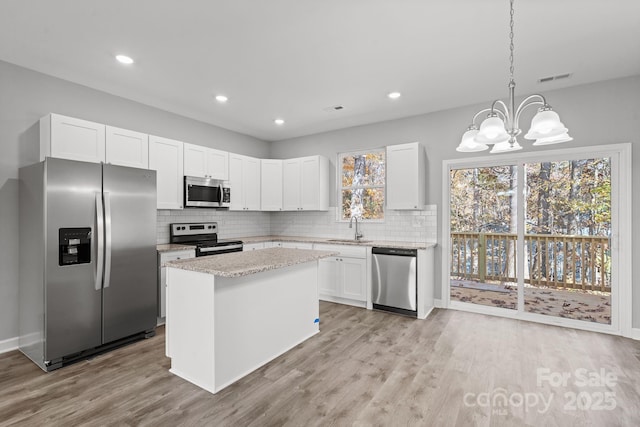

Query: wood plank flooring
[1,302,640,426]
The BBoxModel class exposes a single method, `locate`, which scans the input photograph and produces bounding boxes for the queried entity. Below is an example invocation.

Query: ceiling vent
[323,105,345,112]
[538,73,572,84]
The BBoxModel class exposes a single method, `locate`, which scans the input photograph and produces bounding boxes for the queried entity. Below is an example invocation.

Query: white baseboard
[0,336,19,354]
[628,328,640,340]
[434,298,444,308]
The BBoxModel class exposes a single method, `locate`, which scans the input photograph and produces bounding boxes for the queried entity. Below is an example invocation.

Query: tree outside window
[339,150,385,220]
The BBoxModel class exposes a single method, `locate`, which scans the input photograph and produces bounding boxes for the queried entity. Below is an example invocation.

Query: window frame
[336,148,386,223]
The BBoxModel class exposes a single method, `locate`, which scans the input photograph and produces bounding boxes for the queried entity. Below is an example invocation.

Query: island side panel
[214,262,320,392]
[166,267,217,394]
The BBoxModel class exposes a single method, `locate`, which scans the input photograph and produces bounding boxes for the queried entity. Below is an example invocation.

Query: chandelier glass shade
[456,0,571,154]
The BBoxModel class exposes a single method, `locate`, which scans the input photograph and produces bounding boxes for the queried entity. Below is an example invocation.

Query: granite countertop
[166,247,337,278]
[241,235,436,250]
[157,243,196,253]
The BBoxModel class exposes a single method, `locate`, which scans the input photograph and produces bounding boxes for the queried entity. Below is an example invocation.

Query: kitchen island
[165,247,335,394]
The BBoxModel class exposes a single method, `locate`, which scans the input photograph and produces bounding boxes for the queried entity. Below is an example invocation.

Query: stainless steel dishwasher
[371,247,417,317]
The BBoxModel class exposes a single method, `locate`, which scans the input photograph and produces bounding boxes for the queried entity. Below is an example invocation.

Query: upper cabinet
[105,126,149,169]
[282,155,329,211]
[386,142,426,210]
[40,114,106,164]
[183,142,229,181]
[229,154,261,211]
[40,114,149,169]
[261,159,283,211]
[149,135,184,210]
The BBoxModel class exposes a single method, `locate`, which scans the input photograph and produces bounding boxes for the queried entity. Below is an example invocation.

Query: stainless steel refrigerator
[19,157,157,371]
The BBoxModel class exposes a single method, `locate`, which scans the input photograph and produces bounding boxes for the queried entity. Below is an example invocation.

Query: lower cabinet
[243,242,265,251]
[280,242,313,250]
[158,249,195,319]
[315,244,367,307]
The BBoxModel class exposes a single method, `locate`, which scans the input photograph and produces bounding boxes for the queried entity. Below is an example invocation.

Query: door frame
[441,143,632,337]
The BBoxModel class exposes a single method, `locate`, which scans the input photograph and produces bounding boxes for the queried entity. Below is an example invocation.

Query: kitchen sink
[326,239,372,244]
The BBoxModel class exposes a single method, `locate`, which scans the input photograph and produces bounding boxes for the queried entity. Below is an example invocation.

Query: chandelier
[456,0,572,154]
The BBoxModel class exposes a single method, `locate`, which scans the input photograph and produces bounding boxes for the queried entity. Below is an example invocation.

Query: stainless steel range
[170,222,243,256]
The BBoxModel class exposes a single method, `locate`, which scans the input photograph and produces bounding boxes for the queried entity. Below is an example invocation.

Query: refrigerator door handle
[104,192,112,289]
[95,192,104,291]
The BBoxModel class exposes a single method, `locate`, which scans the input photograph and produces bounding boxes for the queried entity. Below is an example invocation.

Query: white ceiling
[1,0,639,142]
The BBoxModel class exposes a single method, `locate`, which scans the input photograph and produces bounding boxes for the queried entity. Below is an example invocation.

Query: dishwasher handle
[372,247,417,257]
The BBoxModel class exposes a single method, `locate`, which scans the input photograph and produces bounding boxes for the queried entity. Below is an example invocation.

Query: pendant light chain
[509,0,515,83]
[456,0,571,153]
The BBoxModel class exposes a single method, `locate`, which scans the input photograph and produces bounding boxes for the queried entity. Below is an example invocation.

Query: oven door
[184,176,228,208]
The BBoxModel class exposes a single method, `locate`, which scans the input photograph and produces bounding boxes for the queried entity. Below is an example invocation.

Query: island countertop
[165,247,337,278]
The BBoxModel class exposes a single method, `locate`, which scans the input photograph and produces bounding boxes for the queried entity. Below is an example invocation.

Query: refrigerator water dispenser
[59,227,91,266]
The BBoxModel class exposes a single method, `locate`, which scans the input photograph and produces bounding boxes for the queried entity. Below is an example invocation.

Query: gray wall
[0,60,269,342]
[270,75,640,328]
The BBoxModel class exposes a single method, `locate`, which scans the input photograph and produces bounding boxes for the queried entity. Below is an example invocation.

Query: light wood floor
[2,302,640,426]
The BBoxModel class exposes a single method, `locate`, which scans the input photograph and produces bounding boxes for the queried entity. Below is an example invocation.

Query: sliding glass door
[447,150,616,330]
[523,159,611,324]
[450,165,518,310]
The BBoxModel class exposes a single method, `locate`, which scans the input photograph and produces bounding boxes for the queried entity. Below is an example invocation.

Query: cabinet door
[48,114,106,163]
[183,143,208,178]
[282,158,301,210]
[261,159,283,211]
[228,154,245,210]
[386,142,421,209]
[281,242,313,250]
[318,258,339,297]
[243,243,264,251]
[105,126,149,169]
[149,136,184,209]
[340,257,367,302]
[300,156,320,210]
[206,148,229,180]
[243,156,261,210]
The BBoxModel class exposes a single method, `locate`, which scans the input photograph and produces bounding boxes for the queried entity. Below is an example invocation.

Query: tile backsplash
[156,205,437,244]
[156,209,271,243]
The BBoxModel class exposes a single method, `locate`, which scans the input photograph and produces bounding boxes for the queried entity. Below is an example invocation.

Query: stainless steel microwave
[184,176,231,208]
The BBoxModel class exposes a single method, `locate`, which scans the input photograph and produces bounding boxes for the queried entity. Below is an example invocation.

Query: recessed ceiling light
[387,91,402,100]
[215,95,228,103]
[115,55,134,65]
[274,118,285,125]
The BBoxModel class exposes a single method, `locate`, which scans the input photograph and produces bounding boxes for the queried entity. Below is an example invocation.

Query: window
[338,149,385,220]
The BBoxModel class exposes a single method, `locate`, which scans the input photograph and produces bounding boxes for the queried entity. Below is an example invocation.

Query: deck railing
[450,232,611,292]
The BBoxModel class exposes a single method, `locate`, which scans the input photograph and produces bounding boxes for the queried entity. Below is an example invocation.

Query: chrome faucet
[349,216,364,241]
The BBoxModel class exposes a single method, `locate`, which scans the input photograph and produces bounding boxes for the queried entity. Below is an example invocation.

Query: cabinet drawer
[161,250,195,262]
[313,244,367,259]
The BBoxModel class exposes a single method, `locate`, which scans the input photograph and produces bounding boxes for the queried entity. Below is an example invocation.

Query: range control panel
[170,222,217,237]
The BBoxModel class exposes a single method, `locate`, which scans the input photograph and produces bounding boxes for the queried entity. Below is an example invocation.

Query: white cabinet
[282,158,301,210]
[261,159,283,211]
[314,244,367,306]
[158,249,195,319]
[243,242,265,251]
[386,142,426,210]
[282,155,329,211]
[207,148,229,180]
[229,153,261,211]
[280,242,313,250]
[40,113,106,163]
[161,249,195,358]
[183,142,229,180]
[40,114,151,169]
[105,126,149,169]
[149,136,184,209]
